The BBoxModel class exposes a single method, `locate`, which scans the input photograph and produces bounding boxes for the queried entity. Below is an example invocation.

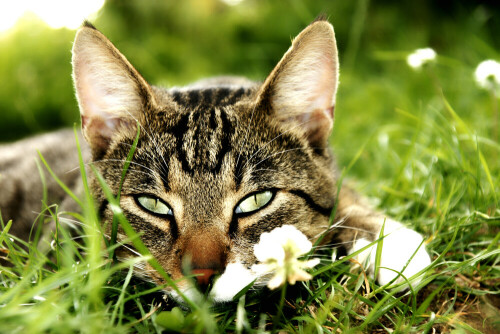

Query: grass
[1,9,499,334]
[1,59,499,333]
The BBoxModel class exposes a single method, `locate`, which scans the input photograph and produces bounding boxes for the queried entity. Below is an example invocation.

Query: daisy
[474,60,500,94]
[407,48,437,70]
[252,225,320,289]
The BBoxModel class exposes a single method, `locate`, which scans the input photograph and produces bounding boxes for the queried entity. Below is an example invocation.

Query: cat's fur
[0,20,430,303]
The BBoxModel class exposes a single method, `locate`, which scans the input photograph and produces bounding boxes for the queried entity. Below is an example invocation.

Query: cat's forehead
[126,82,311,197]
[130,85,307,191]
[148,84,280,163]
[150,84,259,132]
[168,86,255,110]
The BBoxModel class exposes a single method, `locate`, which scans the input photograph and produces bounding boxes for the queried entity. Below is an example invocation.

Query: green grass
[1,1,499,332]
[0,53,498,333]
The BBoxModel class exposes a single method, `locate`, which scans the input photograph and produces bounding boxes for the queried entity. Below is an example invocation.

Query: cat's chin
[168,262,259,305]
[167,285,203,306]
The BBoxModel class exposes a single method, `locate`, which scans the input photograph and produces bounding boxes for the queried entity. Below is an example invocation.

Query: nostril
[191,268,216,289]
[180,234,229,290]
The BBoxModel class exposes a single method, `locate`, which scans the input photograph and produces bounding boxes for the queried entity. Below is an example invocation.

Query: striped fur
[0,19,430,303]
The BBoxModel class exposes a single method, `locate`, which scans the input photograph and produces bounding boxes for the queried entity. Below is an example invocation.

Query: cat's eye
[136,196,173,216]
[235,191,274,215]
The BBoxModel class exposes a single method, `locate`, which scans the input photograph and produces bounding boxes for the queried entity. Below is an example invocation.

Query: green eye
[235,191,274,215]
[136,196,173,216]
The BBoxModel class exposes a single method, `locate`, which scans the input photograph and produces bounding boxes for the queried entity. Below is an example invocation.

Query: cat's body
[0,20,430,303]
[0,129,87,239]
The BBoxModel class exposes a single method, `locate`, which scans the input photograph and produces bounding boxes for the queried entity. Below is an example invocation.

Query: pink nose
[192,268,216,287]
[182,233,227,289]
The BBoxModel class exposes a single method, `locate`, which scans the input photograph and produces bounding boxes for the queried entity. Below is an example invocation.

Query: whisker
[238,117,315,176]
[325,225,376,235]
[248,168,278,174]
[312,240,357,249]
[67,159,157,176]
[250,147,304,171]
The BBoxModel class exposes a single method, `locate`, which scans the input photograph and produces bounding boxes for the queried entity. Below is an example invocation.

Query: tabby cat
[0,19,431,303]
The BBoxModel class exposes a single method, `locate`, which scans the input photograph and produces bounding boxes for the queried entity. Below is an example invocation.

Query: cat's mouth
[113,234,258,304]
[164,262,259,305]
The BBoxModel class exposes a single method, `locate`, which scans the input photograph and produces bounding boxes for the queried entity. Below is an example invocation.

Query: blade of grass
[112,125,140,260]
[111,264,134,325]
[442,95,497,204]
[38,152,82,208]
[90,165,198,310]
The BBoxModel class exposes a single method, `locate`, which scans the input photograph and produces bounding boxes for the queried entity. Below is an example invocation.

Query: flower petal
[288,268,312,285]
[253,225,319,289]
[304,258,320,268]
[267,272,286,290]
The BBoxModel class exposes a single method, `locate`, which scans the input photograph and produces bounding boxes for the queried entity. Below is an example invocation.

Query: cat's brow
[251,148,305,170]
[237,118,310,178]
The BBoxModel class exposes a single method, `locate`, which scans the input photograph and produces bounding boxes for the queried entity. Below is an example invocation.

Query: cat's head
[72,19,339,303]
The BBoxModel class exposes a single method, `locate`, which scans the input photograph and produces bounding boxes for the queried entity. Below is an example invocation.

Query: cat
[0,19,431,303]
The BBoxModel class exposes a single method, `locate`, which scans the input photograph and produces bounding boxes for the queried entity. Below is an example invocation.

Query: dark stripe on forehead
[202,89,213,104]
[223,87,252,105]
[166,107,235,175]
[171,90,182,104]
[170,87,252,108]
[188,90,200,105]
[209,108,217,130]
[168,112,192,174]
[233,87,244,97]
[213,108,233,173]
[213,88,229,105]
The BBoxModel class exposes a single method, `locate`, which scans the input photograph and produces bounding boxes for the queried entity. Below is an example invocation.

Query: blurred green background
[1,0,498,171]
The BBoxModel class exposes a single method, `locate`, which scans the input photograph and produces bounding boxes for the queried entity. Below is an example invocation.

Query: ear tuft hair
[82,20,97,30]
[313,14,328,22]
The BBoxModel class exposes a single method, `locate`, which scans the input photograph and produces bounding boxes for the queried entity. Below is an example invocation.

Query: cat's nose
[191,268,216,288]
[181,232,228,291]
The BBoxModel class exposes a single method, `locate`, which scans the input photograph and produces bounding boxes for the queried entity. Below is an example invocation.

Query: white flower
[474,60,500,94]
[407,48,437,69]
[251,225,320,289]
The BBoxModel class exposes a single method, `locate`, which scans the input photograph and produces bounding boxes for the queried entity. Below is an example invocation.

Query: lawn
[0,1,498,333]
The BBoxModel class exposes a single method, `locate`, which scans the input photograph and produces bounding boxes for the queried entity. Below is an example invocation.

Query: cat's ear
[256,20,339,148]
[72,22,156,157]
